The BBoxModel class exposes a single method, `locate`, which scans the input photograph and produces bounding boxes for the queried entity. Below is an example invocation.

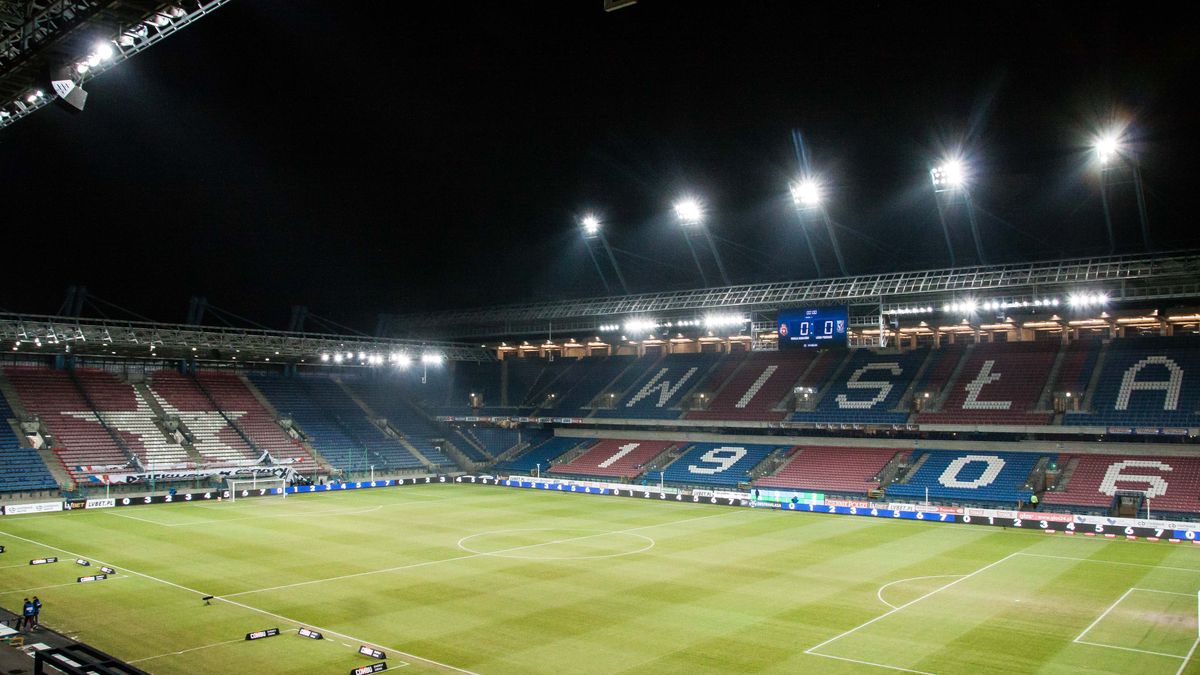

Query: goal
[227,477,289,502]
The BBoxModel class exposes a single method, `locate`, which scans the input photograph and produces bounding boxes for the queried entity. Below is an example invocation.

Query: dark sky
[2,1,1197,332]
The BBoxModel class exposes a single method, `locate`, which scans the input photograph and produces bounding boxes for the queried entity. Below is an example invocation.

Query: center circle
[457,528,655,560]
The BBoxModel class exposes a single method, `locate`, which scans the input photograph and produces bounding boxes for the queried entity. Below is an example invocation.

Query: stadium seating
[755,446,899,494]
[340,378,456,466]
[248,374,422,473]
[5,367,189,479]
[687,351,815,421]
[594,353,722,419]
[1065,336,1200,428]
[910,343,967,401]
[149,370,259,464]
[886,450,1045,503]
[790,349,926,425]
[1042,453,1200,515]
[1051,337,1100,397]
[192,372,317,469]
[918,342,1057,425]
[494,435,583,474]
[548,438,672,478]
[541,355,636,414]
[466,426,523,458]
[658,442,777,487]
[0,393,58,493]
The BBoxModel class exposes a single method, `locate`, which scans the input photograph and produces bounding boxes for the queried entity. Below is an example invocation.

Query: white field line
[876,575,965,609]
[1177,636,1200,675]
[127,628,412,668]
[1074,640,1185,660]
[805,552,1020,657]
[0,529,475,674]
[0,562,38,570]
[127,630,297,663]
[1131,587,1198,597]
[1073,588,1135,643]
[803,651,937,675]
[104,504,384,527]
[0,576,129,595]
[1017,552,1200,575]
[224,509,739,599]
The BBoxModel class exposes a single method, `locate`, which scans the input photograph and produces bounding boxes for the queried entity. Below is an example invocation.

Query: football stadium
[2,2,1199,674]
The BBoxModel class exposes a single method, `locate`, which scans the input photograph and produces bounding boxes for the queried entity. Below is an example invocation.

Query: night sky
[2,1,1196,332]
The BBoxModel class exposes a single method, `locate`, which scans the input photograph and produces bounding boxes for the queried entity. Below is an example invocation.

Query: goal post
[227,477,289,502]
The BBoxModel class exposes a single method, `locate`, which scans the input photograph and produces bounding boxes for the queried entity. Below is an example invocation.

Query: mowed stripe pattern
[1,485,1199,674]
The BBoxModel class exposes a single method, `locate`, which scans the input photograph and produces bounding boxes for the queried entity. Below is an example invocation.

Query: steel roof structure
[379,251,1200,340]
[1,0,231,131]
[0,312,494,362]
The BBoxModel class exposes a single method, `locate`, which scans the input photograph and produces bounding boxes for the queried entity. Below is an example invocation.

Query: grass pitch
[2,484,1200,674]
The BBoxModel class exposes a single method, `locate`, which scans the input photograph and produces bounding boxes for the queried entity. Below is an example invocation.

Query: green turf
[2,484,1200,674]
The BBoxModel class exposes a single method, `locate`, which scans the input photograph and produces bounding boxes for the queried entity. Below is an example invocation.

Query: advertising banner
[3,501,64,516]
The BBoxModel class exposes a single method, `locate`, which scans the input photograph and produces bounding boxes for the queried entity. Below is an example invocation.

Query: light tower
[1094,128,1152,252]
[579,214,630,295]
[673,196,731,287]
[930,156,985,265]
[790,130,848,277]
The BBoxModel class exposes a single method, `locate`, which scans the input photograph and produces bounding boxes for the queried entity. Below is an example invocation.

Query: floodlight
[1094,133,1120,165]
[673,197,704,225]
[931,160,966,191]
[581,214,601,235]
[396,354,412,368]
[790,179,821,207]
[422,352,443,365]
[320,353,330,362]
[94,42,115,60]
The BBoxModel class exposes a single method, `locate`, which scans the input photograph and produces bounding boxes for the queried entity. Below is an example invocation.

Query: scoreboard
[778,306,848,349]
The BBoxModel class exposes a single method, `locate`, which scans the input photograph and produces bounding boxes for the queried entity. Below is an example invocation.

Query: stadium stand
[918,342,1057,425]
[5,367,189,479]
[494,435,582,474]
[340,378,456,466]
[1065,335,1200,428]
[0,392,58,493]
[248,374,417,473]
[549,438,672,478]
[1051,337,1101,397]
[465,426,523,458]
[594,353,722,419]
[149,370,259,464]
[886,449,1045,503]
[910,343,967,402]
[790,349,927,425]
[192,371,317,468]
[540,355,636,414]
[658,442,777,487]
[687,351,814,421]
[1042,453,1200,515]
[755,446,899,495]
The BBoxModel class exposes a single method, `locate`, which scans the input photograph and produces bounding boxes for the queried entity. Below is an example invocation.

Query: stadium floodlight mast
[789,131,847,277]
[579,213,630,295]
[929,156,986,265]
[1093,127,1152,252]
[673,196,731,287]
[789,177,848,277]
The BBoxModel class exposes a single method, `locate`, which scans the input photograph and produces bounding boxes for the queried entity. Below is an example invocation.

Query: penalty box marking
[809,551,1200,674]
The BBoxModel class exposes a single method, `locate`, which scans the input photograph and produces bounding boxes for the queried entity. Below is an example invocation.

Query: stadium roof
[380,251,1200,340]
[0,311,493,362]
[0,0,230,130]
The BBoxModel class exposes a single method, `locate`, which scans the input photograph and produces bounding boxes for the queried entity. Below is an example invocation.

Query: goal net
[227,477,289,502]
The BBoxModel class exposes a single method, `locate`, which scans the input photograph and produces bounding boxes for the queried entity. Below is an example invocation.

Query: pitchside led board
[777,306,848,349]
